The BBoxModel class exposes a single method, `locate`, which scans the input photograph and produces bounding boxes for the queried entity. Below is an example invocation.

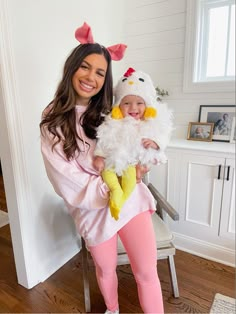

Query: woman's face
[119,95,146,120]
[72,53,108,106]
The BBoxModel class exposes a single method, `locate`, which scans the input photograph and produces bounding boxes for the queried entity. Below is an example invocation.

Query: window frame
[183,0,235,93]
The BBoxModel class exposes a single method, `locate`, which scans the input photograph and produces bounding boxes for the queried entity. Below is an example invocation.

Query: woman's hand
[136,163,150,183]
[93,156,105,173]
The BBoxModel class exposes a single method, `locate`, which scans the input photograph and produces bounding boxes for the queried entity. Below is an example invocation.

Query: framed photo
[230,117,236,144]
[199,105,236,142]
[187,122,214,142]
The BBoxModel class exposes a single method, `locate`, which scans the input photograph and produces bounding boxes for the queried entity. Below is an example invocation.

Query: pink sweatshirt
[41,105,156,246]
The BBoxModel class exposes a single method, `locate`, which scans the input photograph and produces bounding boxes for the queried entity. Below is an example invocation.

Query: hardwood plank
[0,224,234,313]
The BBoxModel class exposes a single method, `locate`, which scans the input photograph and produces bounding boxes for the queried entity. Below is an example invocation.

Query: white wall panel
[126,43,184,63]
[128,0,186,21]
[127,28,185,49]
[126,13,186,36]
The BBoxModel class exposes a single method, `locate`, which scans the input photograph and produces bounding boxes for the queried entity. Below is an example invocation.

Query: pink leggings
[89,211,164,313]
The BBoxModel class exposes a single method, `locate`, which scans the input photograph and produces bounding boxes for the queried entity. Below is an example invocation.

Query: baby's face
[119,95,146,120]
[196,127,203,134]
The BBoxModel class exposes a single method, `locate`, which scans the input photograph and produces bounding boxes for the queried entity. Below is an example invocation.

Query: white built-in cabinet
[150,139,235,266]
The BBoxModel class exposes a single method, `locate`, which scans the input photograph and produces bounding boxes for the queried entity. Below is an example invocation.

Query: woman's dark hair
[40,43,113,160]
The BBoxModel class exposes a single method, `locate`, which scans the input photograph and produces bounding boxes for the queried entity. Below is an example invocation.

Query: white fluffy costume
[94,68,173,220]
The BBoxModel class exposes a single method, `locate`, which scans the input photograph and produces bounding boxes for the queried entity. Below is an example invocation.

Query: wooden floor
[0,222,235,313]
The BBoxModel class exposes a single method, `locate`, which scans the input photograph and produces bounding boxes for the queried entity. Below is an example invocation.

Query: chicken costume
[94,68,173,220]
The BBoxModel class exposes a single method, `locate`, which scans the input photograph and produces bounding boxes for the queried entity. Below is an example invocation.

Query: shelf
[168,139,235,155]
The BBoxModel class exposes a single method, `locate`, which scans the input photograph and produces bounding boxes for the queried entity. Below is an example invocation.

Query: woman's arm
[41,131,109,211]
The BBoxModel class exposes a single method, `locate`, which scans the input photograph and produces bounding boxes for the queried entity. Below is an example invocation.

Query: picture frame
[187,122,214,142]
[199,105,236,142]
[230,117,236,144]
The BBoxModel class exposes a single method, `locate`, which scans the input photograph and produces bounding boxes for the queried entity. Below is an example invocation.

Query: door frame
[0,0,31,288]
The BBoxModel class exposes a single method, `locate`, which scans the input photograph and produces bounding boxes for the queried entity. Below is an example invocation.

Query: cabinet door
[219,158,235,242]
[149,151,180,209]
[174,153,225,243]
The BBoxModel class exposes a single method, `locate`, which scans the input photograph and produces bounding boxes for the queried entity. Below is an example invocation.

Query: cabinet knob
[217,165,222,180]
[226,166,230,181]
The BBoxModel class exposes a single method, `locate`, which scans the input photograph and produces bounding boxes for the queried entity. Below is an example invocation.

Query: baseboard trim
[173,232,235,267]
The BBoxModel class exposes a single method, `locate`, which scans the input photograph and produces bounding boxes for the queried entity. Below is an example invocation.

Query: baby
[94,68,173,220]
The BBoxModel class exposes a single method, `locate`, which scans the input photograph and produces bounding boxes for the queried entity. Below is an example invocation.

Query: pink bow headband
[75,22,127,61]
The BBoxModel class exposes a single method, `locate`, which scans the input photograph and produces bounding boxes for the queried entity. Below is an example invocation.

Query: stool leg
[168,255,179,298]
[82,238,91,312]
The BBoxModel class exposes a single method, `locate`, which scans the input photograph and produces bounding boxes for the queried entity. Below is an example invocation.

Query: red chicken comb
[123,67,135,77]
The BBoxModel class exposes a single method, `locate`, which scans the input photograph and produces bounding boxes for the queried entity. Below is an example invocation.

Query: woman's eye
[97,72,105,77]
[81,64,88,69]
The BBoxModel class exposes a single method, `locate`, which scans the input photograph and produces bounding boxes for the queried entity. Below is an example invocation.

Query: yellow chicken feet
[102,165,136,220]
[121,165,136,199]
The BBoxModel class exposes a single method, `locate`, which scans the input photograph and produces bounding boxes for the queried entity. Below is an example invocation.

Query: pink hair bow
[75,22,127,61]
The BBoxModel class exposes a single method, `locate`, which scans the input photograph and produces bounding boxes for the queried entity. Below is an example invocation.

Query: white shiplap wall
[124,0,235,139]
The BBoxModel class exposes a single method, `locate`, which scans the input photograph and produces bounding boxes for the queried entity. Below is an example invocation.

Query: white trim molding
[0,0,38,288]
[173,232,235,267]
[0,0,81,289]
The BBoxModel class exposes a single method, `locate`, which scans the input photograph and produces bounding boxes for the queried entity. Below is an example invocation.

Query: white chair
[81,182,179,312]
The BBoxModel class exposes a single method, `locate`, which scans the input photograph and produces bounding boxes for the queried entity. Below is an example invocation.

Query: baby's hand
[93,156,105,173]
[136,163,150,183]
[142,138,159,150]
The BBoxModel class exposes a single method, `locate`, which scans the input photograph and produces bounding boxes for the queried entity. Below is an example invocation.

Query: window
[183,0,235,93]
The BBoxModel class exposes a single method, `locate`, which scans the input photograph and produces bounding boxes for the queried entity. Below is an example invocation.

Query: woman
[40,22,164,313]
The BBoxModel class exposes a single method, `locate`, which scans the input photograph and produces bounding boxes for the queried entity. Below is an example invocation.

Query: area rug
[0,210,9,228]
[210,293,236,314]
